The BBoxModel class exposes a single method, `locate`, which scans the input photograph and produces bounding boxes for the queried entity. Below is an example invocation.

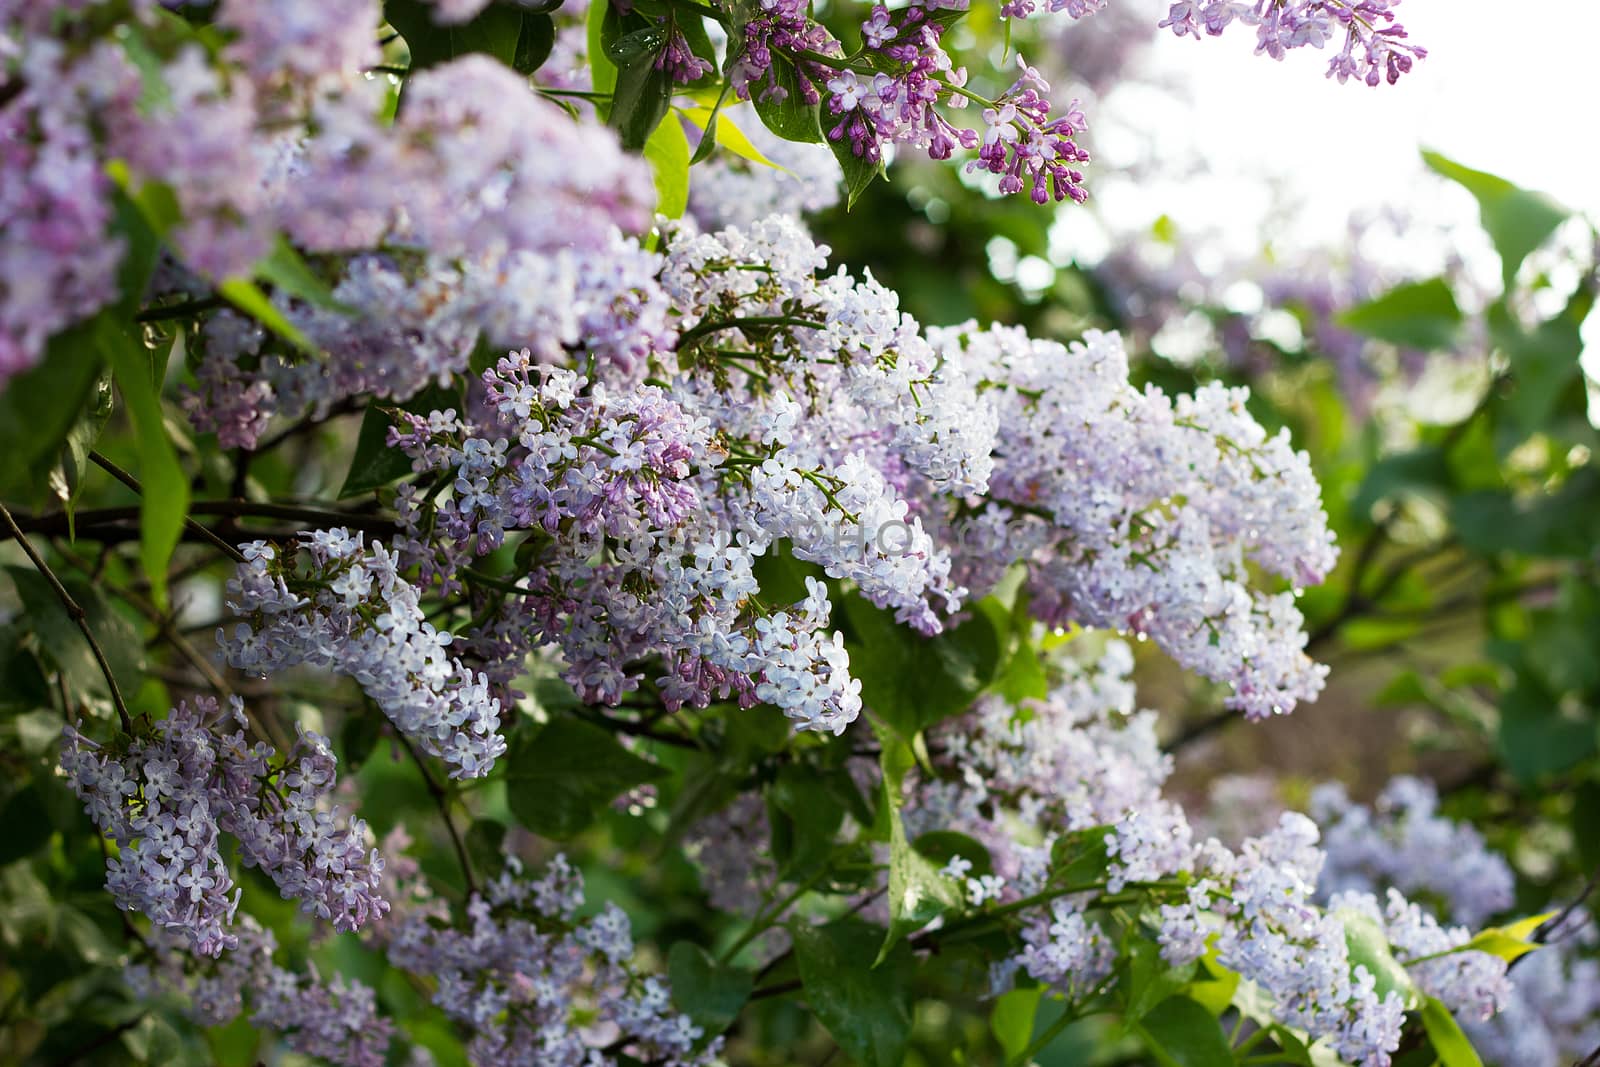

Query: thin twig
[2,501,398,542]
[392,727,478,897]
[89,451,249,564]
[0,501,133,733]
[1536,862,1600,945]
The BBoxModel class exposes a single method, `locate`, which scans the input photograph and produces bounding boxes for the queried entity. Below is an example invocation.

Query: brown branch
[2,502,398,543]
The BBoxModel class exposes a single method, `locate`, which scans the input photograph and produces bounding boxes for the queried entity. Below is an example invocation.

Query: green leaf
[504,716,667,839]
[587,0,618,96]
[338,384,458,498]
[254,237,350,312]
[1335,277,1462,351]
[0,783,55,866]
[1133,995,1234,1067]
[1049,825,1113,887]
[1349,446,1450,517]
[513,12,556,74]
[48,371,116,536]
[465,818,508,877]
[643,114,691,220]
[990,986,1042,1063]
[1495,671,1595,781]
[1460,911,1554,963]
[766,763,845,876]
[1420,995,1484,1067]
[913,830,993,878]
[217,277,314,352]
[1185,952,1240,1017]
[1423,151,1570,288]
[996,636,1049,703]
[604,24,668,64]
[828,131,884,211]
[6,567,145,702]
[752,54,825,143]
[878,776,964,961]
[838,591,1004,741]
[685,86,730,166]
[1489,287,1590,436]
[792,919,913,1067]
[123,1015,183,1064]
[610,51,673,150]
[0,317,105,502]
[1121,936,1197,1028]
[386,0,525,70]
[100,318,188,610]
[1451,468,1600,559]
[668,943,753,1047]
[1336,908,1417,1010]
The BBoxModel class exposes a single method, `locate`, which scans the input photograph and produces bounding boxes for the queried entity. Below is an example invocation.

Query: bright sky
[1080,0,1597,264]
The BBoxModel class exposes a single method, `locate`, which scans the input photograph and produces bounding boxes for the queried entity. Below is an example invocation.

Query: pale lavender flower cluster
[934,324,1337,718]
[0,40,137,382]
[687,105,843,228]
[1313,777,1515,928]
[221,534,506,778]
[129,918,394,1067]
[902,647,1516,1066]
[390,355,870,733]
[216,0,380,97]
[59,697,387,956]
[1017,897,1117,996]
[182,56,665,446]
[366,215,1334,741]
[1159,0,1425,85]
[907,640,1173,892]
[1193,815,1410,1066]
[375,851,720,1066]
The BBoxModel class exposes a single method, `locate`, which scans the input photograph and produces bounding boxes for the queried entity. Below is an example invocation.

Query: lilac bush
[4,0,1597,1066]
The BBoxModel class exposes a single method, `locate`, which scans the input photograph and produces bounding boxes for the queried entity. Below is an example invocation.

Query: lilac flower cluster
[907,640,1171,892]
[374,850,720,1066]
[0,40,137,382]
[1193,816,1410,1065]
[1312,777,1515,928]
[184,55,665,447]
[60,697,387,956]
[1159,0,1425,85]
[729,0,840,108]
[896,642,1526,1065]
[1001,0,1109,21]
[129,918,394,1067]
[968,56,1090,204]
[824,7,979,167]
[818,13,1091,204]
[221,534,506,778]
[339,213,1335,744]
[1017,897,1117,997]
[933,324,1337,718]
[389,355,872,732]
